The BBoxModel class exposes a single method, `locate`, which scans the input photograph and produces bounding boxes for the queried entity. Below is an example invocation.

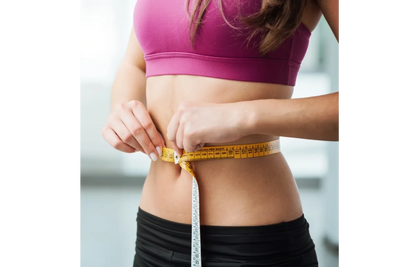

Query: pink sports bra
[133,0,311,86]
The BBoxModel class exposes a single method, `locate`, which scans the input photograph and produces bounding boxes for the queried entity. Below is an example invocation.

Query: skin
[102,0,338,226]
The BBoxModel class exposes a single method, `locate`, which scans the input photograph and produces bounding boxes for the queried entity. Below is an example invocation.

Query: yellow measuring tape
[160,140,281,267]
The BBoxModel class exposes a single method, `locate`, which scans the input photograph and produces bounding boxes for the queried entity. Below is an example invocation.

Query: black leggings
[133,207,319,267]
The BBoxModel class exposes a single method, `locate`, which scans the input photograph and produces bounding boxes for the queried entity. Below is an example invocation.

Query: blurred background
[81,0,339,266]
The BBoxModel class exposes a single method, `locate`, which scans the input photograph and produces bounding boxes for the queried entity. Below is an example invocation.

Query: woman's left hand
[167,101,249,155]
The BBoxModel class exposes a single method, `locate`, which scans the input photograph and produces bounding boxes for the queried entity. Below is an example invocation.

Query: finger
[195,143,205,151]
[167,111,180,144]
[130,104,164,157]
[170,141,183,157]
[175,122,184,150]
[182,129,205,153]
[102,127,137,153]
[167,112,183,155]
[121,112,159,161]
[157,130,166,157]
[108,117,144,153]
[183,131,198,153]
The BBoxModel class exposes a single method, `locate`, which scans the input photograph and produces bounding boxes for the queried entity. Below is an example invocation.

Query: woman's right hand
[102,100,165,161]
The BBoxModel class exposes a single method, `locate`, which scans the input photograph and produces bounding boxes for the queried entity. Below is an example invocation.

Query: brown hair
[186,0,307,55]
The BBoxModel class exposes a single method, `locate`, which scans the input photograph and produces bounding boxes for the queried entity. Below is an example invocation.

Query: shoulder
[314,0,339,41]
[300,0,322,33]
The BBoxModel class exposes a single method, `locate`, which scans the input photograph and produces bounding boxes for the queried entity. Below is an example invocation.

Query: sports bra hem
[144,52,300,86]
[145,52,302,65]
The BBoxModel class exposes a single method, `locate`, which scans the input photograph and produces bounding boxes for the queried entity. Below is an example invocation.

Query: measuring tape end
[174,151,180,164]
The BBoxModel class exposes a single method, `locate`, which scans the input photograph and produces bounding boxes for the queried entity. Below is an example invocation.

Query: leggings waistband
[137,206,307,235]
[136,207,315,260]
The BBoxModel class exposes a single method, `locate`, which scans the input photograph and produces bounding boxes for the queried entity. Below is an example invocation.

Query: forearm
[110,60,146,110]
[241,92,338,141]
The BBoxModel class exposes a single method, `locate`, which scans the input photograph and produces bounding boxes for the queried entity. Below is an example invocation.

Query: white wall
[81,0,138,175]
[321,16,339,245]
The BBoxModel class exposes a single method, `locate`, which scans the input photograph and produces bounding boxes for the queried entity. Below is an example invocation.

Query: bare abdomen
[139,75,303,226]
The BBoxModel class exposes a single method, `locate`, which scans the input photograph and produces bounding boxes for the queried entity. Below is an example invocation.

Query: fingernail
[150,152,157,161]
[156,146,162,157]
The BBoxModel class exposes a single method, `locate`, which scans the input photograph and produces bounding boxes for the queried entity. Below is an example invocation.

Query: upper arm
[110,27,147,109]
[316,0,338,41]
[121,27,146,72]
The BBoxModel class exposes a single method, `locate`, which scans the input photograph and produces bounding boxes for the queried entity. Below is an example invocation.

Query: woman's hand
[167,101,248,155]
[102,100,165,161]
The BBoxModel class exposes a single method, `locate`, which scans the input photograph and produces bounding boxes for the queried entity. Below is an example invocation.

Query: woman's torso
[138,0,322,226]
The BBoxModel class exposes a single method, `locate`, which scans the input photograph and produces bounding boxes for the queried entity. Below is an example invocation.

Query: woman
[102,0,338,266]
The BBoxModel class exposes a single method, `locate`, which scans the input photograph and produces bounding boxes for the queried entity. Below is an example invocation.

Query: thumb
[171,141,183,157]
